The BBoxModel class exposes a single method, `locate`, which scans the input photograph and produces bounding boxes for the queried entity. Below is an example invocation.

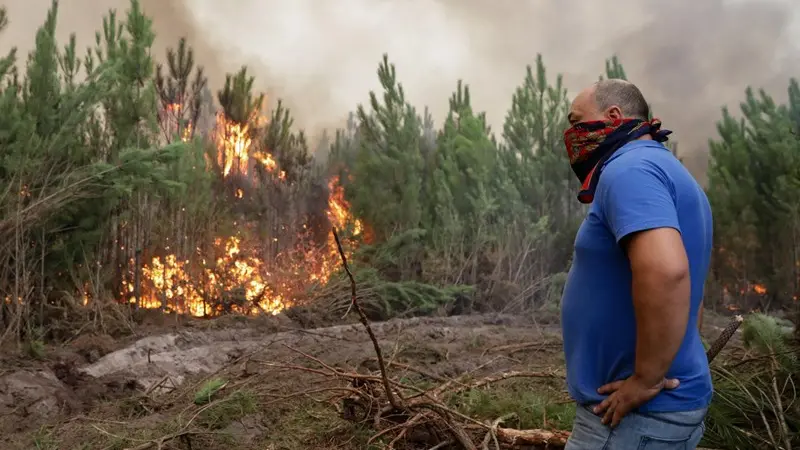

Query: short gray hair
[594,79,649,120]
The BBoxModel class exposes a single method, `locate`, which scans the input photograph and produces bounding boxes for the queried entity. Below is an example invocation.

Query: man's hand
[593,375,680,427]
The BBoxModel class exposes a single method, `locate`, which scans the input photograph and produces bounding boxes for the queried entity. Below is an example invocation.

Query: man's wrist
[632,371,665,388]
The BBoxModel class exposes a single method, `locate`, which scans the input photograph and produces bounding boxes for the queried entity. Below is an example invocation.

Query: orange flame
[214,112,254,177]
[116,112,365,317]
[164,103,192,142]
[125,236,282,317]
[214,112,281,179]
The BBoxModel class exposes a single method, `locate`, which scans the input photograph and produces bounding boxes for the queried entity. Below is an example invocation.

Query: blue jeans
[566,404,707,450]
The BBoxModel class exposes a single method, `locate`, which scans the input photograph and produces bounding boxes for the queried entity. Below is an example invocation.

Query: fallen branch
[333,227,402,411]
[495,427,570,447]
[483,340,562,357]
[364,357,448,383]
[451,370,561,396]
[122,431,192,450]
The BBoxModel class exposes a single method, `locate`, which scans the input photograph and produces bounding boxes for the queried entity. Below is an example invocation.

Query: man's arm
[622,228,691,387]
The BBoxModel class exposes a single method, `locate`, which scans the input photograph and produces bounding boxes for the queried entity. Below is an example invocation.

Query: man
[560,79,713,449]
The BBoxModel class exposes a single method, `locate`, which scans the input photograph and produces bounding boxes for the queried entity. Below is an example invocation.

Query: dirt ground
[0,308,739,450]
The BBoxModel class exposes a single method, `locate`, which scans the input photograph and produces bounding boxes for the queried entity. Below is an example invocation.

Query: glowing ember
[182,123,192,142]
[258,153,277,172]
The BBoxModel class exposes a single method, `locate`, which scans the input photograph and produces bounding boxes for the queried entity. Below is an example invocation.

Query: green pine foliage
[0,0,215,340]
[704,314,799,449]
[349,55,426,240]
[708,83,800,306]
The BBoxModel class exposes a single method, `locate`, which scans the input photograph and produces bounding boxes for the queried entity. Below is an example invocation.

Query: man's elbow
[633,261,690,321]
[657,262,690,288]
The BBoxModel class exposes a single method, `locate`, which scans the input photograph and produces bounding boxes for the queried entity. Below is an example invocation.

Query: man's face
[567,86,622,126]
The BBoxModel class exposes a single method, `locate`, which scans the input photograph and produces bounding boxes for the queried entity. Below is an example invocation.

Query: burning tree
[154,36,209,143]
[214,66,264,180]
[121,38,365,317]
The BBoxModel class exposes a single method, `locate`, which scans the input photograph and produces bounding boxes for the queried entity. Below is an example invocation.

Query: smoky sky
[3,0,799,181]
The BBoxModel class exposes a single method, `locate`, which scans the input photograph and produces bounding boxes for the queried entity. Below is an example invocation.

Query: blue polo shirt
[561,139,713,412]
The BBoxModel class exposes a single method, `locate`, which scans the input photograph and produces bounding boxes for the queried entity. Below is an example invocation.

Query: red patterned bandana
[564,118,671,203]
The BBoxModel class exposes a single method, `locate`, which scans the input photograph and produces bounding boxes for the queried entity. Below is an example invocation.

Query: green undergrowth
[448,379,575,431]
[702,313,799,450]
[257,401,377,449]
[197,390,258,430]
[194,377,227,405]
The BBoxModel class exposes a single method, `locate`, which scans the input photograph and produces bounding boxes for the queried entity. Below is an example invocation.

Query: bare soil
[0,309,739,450]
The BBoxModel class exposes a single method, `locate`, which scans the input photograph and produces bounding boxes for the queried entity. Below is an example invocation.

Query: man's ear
[605,106,623,120]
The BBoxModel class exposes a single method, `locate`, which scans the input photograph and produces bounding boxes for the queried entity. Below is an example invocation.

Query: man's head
[562,78,667,201]
[567,79,649,126]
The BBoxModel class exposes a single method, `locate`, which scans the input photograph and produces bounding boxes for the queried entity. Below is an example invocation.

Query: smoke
[0,0,227,84]
[2,0,799,179]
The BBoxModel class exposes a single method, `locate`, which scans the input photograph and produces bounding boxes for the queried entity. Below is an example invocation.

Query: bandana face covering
[563,118,671,203]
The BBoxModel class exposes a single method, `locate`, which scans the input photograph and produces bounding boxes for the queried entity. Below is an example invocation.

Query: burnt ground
[0,309,739,450]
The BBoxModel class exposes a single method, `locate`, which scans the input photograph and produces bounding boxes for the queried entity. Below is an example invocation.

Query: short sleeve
[597,160,680,243]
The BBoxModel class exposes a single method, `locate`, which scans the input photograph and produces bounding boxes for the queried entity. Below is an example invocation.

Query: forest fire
[163,103,193,142]
[129,236,278,317]
[720,282,800,312]
[122,110,364,317]
[214,112,255,177]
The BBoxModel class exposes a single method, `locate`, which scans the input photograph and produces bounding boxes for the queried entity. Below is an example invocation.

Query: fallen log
[496,427,570,447]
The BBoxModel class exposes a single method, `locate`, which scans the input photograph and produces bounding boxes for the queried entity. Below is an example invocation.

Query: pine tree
[155,37,208,143]
[15,0,125,277]
[327,112,360,191]
[350,55,425,241]
[214,66,264,179]
[708,84,800,306]
[601,55,627,81]
[432,81,493,218]
[500,54,577,271]
[91,0,159,155]
[256,100,322,260]
[424,80,501,283]
[23,2,61,139]
[217,66,264,126]
[0,6,20,158]
[261,100,312,184]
